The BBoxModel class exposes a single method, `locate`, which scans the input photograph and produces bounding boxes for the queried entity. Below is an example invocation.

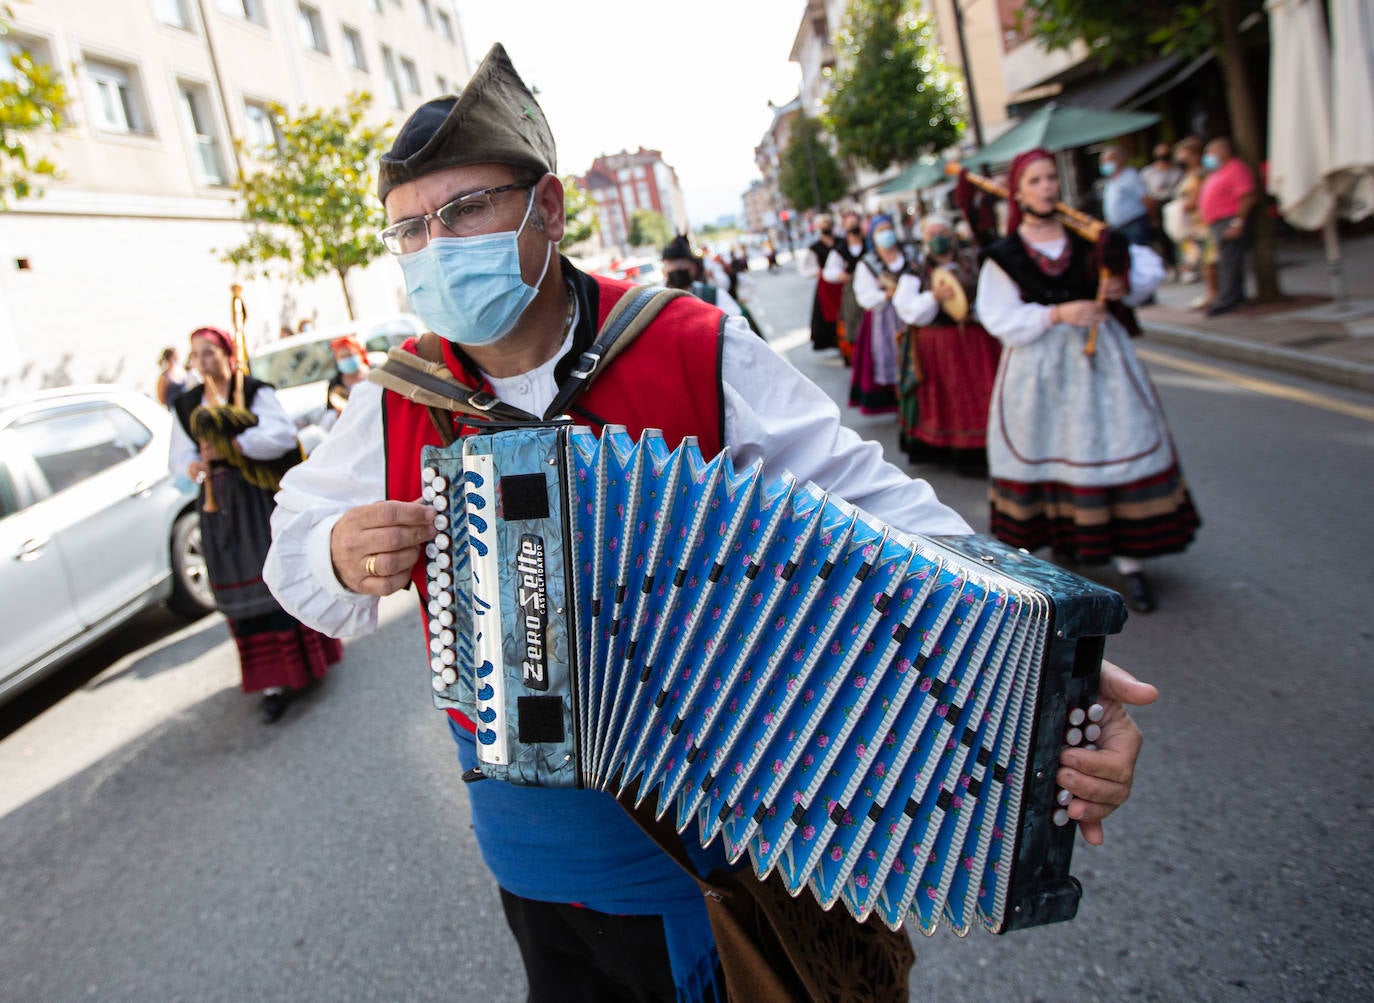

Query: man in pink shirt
[1197,136,1257,316]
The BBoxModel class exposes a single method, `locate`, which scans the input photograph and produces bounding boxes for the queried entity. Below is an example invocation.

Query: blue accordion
[420,425,1126,936]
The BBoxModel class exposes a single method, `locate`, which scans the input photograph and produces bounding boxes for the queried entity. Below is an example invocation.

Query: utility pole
[952,0,985,148]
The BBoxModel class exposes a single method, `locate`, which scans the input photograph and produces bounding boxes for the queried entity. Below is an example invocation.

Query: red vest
[381,273,725,729]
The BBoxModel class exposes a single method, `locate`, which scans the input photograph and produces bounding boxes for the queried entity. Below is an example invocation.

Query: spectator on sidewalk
[796,213,844,351]
[1140,143,1183,277]
[155,345,191,409]
[1099,146,1152,247]
[1198,136,1258,316]
[1166,137,1213,301]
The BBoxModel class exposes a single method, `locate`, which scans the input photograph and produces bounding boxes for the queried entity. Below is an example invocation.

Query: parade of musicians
[2,2,1372,1002]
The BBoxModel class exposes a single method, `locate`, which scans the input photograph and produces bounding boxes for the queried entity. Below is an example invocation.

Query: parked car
[0,386,216,704]
[248,313,425,451]
[606,257,666,287]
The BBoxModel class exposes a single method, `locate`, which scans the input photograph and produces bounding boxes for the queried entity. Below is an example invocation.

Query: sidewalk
[1138,230,1374,391]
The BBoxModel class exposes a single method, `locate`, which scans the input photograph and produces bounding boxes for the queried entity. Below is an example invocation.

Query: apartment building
[0,0,470,394]
[580,147,688,256]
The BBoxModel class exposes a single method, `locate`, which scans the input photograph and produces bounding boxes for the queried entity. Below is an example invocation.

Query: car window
[11,406,137,495]
[251,341,336,389]
[0,461,19,521]
[105,404,154,453]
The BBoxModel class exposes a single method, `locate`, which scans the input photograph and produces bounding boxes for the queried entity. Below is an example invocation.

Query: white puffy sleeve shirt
[168,385,299,480]
[265,316,973,638]
[975,237,1166,347]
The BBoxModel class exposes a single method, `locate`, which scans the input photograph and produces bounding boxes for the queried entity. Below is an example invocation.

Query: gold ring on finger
[365,554,378,577]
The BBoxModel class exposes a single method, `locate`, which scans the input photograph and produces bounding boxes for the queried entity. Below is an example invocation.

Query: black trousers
[500,888,724,1003]
[1210,219,1249,309]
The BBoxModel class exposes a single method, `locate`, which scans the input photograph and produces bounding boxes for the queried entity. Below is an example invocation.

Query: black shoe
[1206,302,1236,317]
[1124,572,1156,613]
[261,691,290,723]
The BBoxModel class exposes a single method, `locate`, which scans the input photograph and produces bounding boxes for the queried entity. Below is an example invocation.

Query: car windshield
[249,341,336,390]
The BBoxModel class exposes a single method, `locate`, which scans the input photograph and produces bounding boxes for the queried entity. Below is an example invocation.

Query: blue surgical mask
[1202,153,1221,171]
[336,354,361,374]
[874,229,897,250]
[398,193,552,346]
[1100,161,1117,178]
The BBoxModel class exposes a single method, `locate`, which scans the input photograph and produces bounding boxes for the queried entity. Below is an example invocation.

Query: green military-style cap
[377,43,556,204]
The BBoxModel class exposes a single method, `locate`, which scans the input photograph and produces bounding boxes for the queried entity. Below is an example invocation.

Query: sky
[452,1,808,226]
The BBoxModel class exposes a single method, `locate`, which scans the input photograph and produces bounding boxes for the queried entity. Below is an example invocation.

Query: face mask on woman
[873,229,898,251]
[398,191,552,347]
[336,354,361,375]
[1202,153,1221,171]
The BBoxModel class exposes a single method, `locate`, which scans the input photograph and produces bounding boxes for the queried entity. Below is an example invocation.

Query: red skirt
[229,610,342,693]
[913,322,1001,449]
[989,464,1201,564]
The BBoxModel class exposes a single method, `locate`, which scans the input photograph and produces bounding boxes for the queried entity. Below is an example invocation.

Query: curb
[1141,320,1374,393]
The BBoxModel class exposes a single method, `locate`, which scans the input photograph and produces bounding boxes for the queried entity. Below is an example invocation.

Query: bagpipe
[421,423,1129,935]
[947,162,1137,356]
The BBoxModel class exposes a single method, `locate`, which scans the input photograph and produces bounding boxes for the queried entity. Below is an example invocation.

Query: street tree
[0,8,68,206]
[222,93,390,319]
[560,175,599,249]
[824,0,965,173]
[1016,0,1280,299]
[627,209,672,251]
[778,114,849,211]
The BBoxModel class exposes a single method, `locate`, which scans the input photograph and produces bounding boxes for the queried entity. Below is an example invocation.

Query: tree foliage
[0,8,68,206]
[778,114,849,211]
[824,0,965,172]
[560,175,599,249]
[223,93,390,318]
[1015,0,1263,66]
[627,208,672,251]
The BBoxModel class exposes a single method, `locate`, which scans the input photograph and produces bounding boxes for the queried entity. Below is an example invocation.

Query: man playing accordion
[265,45,1157,1002]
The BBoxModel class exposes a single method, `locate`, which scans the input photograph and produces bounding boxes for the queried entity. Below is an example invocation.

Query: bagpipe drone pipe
[419,424,1126,935]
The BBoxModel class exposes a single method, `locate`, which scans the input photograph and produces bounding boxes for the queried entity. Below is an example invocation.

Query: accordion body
[420,425,1126,935]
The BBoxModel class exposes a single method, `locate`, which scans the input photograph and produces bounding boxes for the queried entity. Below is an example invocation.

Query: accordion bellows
[420,426,1126,936]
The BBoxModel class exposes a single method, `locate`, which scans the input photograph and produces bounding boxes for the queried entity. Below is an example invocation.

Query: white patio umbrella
[1265,0,1344,296]
[1329,0,1374,221]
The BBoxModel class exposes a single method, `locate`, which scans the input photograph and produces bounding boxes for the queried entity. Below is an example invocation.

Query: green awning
[964,102,1161,168]
[877,158,949,195]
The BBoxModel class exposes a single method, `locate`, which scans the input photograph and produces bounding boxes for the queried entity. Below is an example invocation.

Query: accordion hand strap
[618,780,915,1003]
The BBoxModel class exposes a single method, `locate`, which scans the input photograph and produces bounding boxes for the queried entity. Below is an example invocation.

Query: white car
[0,386,216,703]
[249,314,425,451]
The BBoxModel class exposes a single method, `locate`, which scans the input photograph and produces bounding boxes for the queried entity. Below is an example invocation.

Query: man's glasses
[380,182,534,255]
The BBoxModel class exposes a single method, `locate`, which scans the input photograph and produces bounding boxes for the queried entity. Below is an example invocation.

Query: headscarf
[190,326,235,366]
[868,213,893,236]
[1005,147,1055,234]
[330,335,366,359]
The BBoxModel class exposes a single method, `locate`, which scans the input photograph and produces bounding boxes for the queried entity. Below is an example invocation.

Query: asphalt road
[2,258,1372,1002]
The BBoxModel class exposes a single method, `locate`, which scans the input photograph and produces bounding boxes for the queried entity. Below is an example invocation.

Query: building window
[369,0,383,13]
[154,0,195,30]
[342,25,367,70]
[418,0,434,28]
[85,57,152,135]
[217,0,265,25]
[435,73,448,93]
[380,45,402,109]
[298,4,329,53]
[400,56,420,95]
[436,9,454,41]
[178,80,226,184]
[0,33,55,85]
[243,99,280,154]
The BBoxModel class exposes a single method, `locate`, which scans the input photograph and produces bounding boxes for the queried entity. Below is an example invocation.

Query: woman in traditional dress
[892,216,1001,474]
[171,326,343,721]
[324,335,371,428]
[848,214,907,415]
[974,148,1201,612]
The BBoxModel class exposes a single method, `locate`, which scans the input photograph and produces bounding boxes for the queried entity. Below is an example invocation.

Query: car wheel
[169,510,216,618]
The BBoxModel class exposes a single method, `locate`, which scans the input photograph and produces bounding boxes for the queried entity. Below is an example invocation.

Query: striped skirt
[989,463,1201,564]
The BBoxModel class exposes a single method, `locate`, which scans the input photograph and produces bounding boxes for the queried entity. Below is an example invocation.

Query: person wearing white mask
[263,44,1157,1003]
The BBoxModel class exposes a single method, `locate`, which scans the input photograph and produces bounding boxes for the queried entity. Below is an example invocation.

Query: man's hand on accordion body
[1056,661,1159,846]
[330,499,437,596]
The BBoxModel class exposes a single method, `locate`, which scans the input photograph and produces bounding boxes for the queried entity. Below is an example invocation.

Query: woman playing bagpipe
[967,148,1201,613]
[890,215,1002,474]
[170,309,343,722]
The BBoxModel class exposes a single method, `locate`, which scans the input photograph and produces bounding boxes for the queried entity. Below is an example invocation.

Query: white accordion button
[1057,788,1072,806]
[435,532,451,549]
[427,578,440,598]
[436,571,452,589]
[427,599,440,617]
[427,617,440,636]
[429,656,445,672]
[1085,723,1102,743]
[1068,707,1086,727]
[429,637,443,654]
[433,494,448,511]
[437,609,454,627]
[440,667,457,685]
[439,647,456,665]
[433,513,449,531]
[431,475,447,493]
[422,485,435,503]
[440,629,455,647]
[1087,703,1105,723]
[1065,727,1083,747]
[437,591,453,608]
[420,466,436,483]
[425,543,439,561]
[1053,808,1071,827]
[434,552,451,570]
[431,675,446,692]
